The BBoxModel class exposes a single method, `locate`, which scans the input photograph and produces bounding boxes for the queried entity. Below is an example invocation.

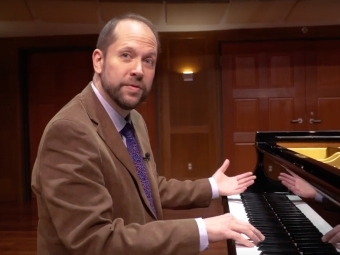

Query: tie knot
[120,122,134,138]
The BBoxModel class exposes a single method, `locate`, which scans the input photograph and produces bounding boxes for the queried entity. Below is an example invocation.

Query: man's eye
[144,58,154,65]
[121,53,130,58]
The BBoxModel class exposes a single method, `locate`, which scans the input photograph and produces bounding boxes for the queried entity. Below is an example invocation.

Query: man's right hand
[322,224,340,247]
[203,213,265,247]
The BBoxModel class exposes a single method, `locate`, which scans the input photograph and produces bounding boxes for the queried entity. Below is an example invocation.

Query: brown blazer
[31,84,213,255]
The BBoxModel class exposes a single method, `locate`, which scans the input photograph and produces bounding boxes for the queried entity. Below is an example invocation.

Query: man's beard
[101,76,148,111]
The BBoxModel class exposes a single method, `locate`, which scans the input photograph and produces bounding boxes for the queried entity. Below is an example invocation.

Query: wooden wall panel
[234,55,258,88]
[27,50,93,185]
[0,43,23,202]
[169,71,208,127]
[317,50,340,87]
[169,39,207,127]
[232,143,257,177]
[269,54,293,88]
[268,98,295,131]
[0,100,19,201]
[1,26,340,202]
[170,133,210,180]
[234,99,259,131]
[317,98,340,130]
[222,41,306,175]
[305,40,340,131]
[160,36,220,180]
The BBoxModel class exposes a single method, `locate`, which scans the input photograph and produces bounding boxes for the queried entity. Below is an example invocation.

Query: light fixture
[182,71,193,82]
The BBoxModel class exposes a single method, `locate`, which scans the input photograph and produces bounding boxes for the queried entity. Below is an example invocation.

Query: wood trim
[233,132,256,143]
[160,25,340,43]
[159,37,171,178]
[170,125,209,134]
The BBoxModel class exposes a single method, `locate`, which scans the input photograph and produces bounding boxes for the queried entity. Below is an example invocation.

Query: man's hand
[212,159,256,196]
[322,225,340,248]
[278,172,317,199]
[203,213,265,247]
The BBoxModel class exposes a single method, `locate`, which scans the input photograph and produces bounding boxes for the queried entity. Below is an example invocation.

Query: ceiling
[1,0,340,38]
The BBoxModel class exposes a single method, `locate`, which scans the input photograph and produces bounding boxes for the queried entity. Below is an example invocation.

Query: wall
[1,25,340,201]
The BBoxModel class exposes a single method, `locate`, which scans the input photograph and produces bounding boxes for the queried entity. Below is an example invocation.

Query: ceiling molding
[0,0,340,37]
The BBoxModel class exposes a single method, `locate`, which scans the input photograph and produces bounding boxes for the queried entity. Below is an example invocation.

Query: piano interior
[223,131,340,255]
[286,146,340,169]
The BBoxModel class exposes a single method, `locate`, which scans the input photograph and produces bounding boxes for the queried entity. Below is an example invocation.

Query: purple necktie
[120,123,156,216]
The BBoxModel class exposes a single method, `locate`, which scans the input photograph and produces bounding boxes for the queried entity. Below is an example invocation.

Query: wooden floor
[0,198,227,255]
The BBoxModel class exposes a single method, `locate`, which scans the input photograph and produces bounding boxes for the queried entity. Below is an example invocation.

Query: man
[31,13,264,255]
[279,172,340,248]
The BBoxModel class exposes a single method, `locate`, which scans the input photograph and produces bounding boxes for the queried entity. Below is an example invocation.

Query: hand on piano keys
[228,193,340,254]
[322,225,340,249]
[203,213,265,247]
[212,159,256,196]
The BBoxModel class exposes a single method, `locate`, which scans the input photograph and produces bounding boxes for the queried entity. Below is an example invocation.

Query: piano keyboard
[228,193,340,255]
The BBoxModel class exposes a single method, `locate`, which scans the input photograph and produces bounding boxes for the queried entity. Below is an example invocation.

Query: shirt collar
[91,82,128,132]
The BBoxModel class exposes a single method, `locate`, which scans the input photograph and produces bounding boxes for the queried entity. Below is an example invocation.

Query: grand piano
[223,131,340,255]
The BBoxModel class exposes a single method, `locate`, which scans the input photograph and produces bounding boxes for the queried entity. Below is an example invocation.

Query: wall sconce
[183,71,193,82]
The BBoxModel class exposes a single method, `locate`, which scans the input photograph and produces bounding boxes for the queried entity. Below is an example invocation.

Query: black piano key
[238,192,338,255]
[292,236,326,242]
[258,241,295,247]
[259,252,300,255]
[259,237,292,242]
[257,246,299,252]
[302,252,340,255]
[299,246,339,253]
[289,232,322,238]
[259,239,293,245]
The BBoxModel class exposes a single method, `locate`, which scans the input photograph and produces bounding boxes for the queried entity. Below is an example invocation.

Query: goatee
[102,82,148,110]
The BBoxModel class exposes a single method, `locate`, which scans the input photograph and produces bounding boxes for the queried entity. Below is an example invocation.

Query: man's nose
[131,60,144,78]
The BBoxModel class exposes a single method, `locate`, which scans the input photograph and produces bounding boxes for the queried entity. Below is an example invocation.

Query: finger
[236,172,254,180]
[230,232,255,247]
[279,173,295,183]
[238,176,256,185]
[217,159,230,174]
[232,221,265,244]
[287,170,299,178]
[322,226,340,242]
[279,172,291,178]
[232,187,247,195]
[327,233,340,245]
[281,179,295,188]
[238,180,255,189]
[281,180,292,188]
[243,224,265,244]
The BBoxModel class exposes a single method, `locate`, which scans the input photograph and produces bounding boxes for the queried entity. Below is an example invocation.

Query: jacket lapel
[80,84,157,219]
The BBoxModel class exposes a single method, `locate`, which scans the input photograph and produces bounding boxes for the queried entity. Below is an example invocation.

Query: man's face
[97,20,157,111]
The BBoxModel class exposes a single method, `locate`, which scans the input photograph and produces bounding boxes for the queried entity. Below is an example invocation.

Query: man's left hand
[212,159,256,196]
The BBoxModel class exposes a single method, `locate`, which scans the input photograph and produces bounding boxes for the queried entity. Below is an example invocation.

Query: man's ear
[93,49,104,74]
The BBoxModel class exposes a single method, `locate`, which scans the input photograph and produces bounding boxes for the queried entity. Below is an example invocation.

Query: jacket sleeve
[36,119,201,255]
[157,175,213,210]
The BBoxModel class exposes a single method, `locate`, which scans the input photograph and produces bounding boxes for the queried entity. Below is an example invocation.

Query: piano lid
[255,131,340,207]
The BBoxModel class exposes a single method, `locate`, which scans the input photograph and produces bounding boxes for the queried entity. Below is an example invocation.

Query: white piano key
[227,194,340,254]
[287,195,333,235]
[228,196,261,255]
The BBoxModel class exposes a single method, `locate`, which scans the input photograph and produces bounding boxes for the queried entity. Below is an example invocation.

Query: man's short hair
[96,13,160,55]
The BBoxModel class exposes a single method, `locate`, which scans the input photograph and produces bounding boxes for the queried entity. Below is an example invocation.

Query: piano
[223,131,340,255]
